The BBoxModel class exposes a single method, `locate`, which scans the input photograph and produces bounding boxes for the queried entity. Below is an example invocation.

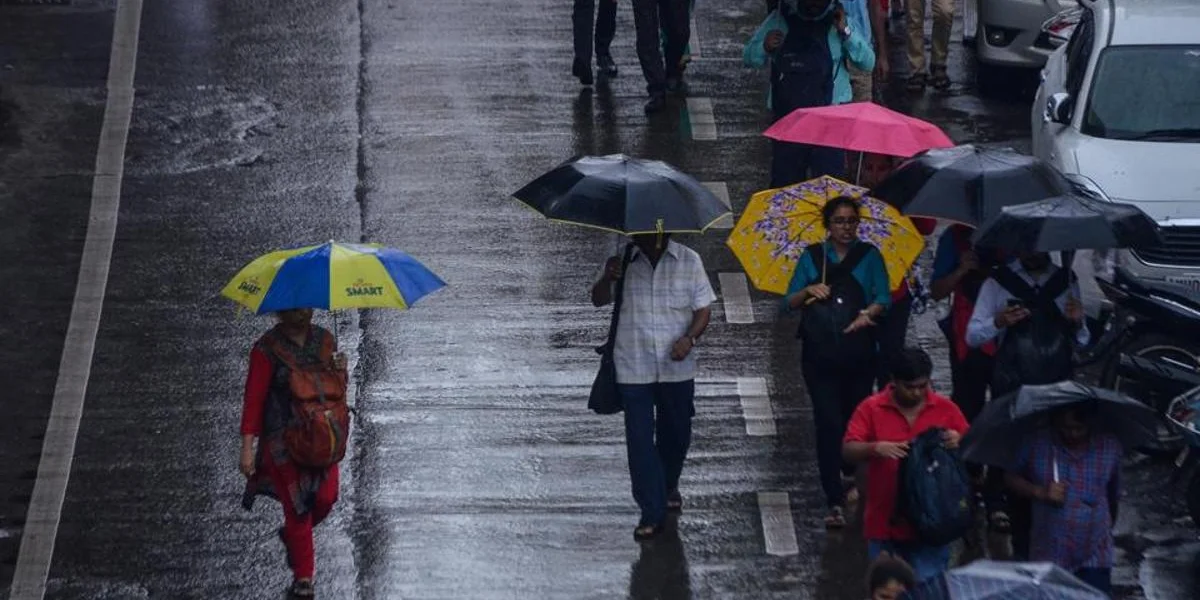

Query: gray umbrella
[903,560,1107,599]
[971,193,1162,253]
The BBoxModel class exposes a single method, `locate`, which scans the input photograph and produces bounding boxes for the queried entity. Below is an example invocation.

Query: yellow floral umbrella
[726,176,925,295]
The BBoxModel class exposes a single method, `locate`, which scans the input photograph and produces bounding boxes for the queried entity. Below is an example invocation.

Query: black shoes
[597,54,618,78]
[644,94,667,114]
[572,58,594,86]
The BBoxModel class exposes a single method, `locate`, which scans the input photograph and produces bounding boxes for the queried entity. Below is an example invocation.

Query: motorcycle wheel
[1101,333,1200,458]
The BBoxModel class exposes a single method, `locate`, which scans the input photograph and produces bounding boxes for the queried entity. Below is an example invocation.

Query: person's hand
[874,441,909,459]
[804,283,831,301]
[239,446,256,479]
[1065,297,1084,323]
[603,256,623,282]
[1043,481,1068,506]
[873,54,890,83]
[993,305,1030,329]
[843,312,876,333]
[332,352,348,371]
[942,429,962,450]
[833,5,847,32]
[763,30,785,53]
[670,336,694,361]
[958,250,980,273]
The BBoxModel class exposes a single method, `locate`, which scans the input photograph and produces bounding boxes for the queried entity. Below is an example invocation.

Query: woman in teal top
[784,196,889,528]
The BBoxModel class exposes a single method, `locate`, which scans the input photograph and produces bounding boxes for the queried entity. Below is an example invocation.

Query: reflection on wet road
[0,0,1195,598]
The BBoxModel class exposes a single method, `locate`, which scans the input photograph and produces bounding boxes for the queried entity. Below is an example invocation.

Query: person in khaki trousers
[905,0,953,91]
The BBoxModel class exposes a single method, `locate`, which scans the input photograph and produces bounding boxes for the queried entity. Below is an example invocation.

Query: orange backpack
[264,329,350,468]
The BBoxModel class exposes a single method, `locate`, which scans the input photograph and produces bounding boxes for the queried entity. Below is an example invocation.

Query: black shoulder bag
[589,244,635,415]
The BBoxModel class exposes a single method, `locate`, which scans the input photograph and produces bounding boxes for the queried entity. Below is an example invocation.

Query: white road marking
[701,181,733,229]
[718,272,754,324]
[10,0,143,597]
[686,97,717,141]
[689,16,701,58]
[737,377,775,436]
[758,491,799,556]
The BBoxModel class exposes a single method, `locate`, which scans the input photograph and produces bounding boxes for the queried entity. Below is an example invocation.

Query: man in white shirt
[592,234,715,541]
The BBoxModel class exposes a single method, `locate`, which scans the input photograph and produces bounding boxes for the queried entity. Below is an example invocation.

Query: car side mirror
[1044,92,1072,125]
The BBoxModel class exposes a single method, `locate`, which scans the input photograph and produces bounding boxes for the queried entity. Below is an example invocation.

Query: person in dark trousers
[967,250,1089,560]
[573,0,619,85]
[929,225,1008,532]
[744,0,874,187]
[785,196,890,528]
[631,0,691,113]
[591,233,716,541]
[1006,405,1121,595]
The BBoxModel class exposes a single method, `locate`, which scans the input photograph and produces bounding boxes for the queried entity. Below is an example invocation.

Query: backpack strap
[601,244,636,354]
[990,265,1038,303]
[808,242,872,286]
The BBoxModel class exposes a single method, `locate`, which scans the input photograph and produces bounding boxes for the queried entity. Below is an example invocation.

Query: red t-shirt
[843,386,969,542]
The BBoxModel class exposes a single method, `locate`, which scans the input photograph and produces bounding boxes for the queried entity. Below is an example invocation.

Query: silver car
[963,0,1071,86]
[1032,0,1200,289]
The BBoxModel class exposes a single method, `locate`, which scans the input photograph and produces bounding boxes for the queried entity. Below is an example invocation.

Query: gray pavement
[0,0,1196,598]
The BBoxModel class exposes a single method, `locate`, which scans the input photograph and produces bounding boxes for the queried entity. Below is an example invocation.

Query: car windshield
[1083,46,1200,142]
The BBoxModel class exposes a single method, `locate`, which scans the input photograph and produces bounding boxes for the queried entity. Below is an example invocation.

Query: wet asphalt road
[0,0,1197,598]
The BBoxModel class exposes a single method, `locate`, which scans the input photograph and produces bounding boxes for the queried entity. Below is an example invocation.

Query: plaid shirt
[1015,429,1121,570]
[611,241,716,385]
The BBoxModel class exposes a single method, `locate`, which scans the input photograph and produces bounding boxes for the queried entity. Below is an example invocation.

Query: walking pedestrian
[240,308,349,598]
[744,0,875,187]
[573,0,620,85]
[591,233,715,540]
[843,348,969,582]
[630,0,691,113]
[930,225,1008,532]
[866,553,916,600]
[1004,404,1121,595]
[785,196,890,528]
[844,0,890,102]
[966,250,1089,560]
[903,0,953,91]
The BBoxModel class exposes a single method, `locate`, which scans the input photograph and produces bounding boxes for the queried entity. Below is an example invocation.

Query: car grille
[1133,226,1200,266]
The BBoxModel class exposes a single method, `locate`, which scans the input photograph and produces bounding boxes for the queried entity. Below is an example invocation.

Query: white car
[1032,0,1200,289]
[963,0,1071,94]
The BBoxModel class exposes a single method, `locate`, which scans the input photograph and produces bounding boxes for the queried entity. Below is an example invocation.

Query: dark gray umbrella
[971,194,1162,252]
[903,560,1107,599]
[961,381,1158,468]
[512,154,730,235]
[871,145,1073,227]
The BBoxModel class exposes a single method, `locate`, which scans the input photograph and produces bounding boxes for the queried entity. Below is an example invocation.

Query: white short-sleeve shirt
[610,240,716,385]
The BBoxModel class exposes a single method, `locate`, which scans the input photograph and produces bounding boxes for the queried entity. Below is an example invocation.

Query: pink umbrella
[763,102,954,158]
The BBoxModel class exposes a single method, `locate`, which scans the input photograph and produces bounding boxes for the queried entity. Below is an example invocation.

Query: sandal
[845,487,860,506]
[634,523,663,541]
[667,490,683,513]
[825,506,847,530]
[289,579,315,598]
[930,67,951,90]
[989,510,1012,534]
[906,72,927,92]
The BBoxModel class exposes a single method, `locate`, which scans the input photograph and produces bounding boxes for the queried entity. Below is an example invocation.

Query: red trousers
[271,463,339,579]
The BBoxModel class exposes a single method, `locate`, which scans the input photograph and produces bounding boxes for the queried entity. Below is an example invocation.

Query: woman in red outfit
[240,308,346,598]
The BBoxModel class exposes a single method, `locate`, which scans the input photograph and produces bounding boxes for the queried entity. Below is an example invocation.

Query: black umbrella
[971,194,1162,253]
[872,145,1073,226]
[512,154,730,235]
[961,381,1158,468]
[903,560,1106,599]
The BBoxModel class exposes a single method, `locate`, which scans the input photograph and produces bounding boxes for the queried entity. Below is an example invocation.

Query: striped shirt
[1015,429,1121,570]
[611,241,716,385]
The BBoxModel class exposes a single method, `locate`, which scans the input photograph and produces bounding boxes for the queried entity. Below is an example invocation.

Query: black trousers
[802,359,875,508]
[573,0,618,66]
[875,294,913,388]
[631,0,690,95]
[769,140,846,188]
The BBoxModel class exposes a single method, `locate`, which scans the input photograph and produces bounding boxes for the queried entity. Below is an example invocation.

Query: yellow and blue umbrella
[221,241,445,314]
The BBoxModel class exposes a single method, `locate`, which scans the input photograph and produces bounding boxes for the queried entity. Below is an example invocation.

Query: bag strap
[811,242,871,286]
[990,265,1037,303]
[603,244,636,354]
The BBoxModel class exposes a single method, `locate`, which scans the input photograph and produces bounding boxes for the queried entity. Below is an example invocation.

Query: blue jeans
[1075,568,1112,596]
[868,539,951,583]
[620,381,696,527]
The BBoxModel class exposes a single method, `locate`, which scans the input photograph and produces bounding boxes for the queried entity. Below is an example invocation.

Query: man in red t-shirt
[843,347,969,582]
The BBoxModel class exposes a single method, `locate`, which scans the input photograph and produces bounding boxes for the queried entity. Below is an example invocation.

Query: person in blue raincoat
[744,0,875,188]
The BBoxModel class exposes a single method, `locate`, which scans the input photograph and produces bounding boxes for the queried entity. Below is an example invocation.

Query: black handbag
[588,244,634,415]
